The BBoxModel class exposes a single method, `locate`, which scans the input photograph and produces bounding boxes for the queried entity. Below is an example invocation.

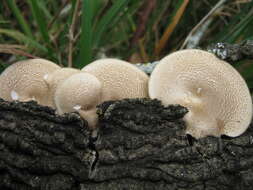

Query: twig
[0,48,38,59]
[74,30,81,42]
[68,0,81,67]
[0,44,36,59]
[130,0,156,47]
[152,0,171,43]
[47,0,71,29]
[233,0,252,4]
[154,0,189,56]
[138,38,149,62]
[180,0,228,49]
[0,44,26,49]
[185,17,213,49]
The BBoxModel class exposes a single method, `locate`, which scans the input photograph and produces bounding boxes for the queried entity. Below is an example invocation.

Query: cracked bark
[0,98,253,190]
[0,99,95,190]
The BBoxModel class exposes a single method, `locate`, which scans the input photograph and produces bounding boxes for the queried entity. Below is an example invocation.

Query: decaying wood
[207,40,253,62]
[0,98,95,190]
[0,98,253,190]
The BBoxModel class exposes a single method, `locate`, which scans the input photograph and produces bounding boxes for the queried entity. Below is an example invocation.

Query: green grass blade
[5,0,33,38]
[27,0,50,44]
[225,9,253,43]
[0,29,48,53]
[78,0,96,68]
[102,1,140,35]
[213,1,253,43]
[37,1,52,19]
[93,0,130,47]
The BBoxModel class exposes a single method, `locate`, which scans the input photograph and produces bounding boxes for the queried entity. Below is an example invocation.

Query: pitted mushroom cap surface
[0,58,60,106]
[149,49,252,138]
[44,68,81,107]
[54,73,102,128]
[81,58,149,101]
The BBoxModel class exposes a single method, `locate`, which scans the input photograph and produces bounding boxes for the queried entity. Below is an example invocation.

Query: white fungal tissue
[0,59,60,106]
[149,49,252,139]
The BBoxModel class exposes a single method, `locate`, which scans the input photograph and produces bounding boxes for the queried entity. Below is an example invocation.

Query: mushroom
[149,49,252,139]
[54,73,102,128]
[0,58,60,106]
[55,58,149,129]
[44,68,81,108]
[81,58,149,101]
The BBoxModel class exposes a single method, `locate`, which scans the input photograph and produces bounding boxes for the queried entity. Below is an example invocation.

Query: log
[0,98,96,190]
[0,98,253,190]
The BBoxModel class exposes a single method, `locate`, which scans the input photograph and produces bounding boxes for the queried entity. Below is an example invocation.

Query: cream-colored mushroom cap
[54,73,102,129]
[149,49,252,139]
[44,68,81,108]
[81,58,149,101]
[0,58,60,106]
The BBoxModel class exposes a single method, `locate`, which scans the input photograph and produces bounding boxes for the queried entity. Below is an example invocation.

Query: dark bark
[0,98,96,190]
[82,98,253,190]
[0,98,253,190]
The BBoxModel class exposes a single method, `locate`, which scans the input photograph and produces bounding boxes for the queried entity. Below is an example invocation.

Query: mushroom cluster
[0,50,251,139]
[55,59,149,129]
[0,58,149,129]
[149,49,252,139]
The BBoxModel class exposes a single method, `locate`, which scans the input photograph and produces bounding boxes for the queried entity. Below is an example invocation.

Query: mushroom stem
[182,95,203,112]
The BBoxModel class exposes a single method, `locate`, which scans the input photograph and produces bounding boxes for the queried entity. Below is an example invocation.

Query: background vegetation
[0,0,253,86]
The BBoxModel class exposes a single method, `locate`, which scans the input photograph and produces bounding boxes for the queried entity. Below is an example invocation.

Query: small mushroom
[149,49,252,139]
[0,59,60,106]
[44,68,81,107]
[54,73,102,128]
[55,58,149,129]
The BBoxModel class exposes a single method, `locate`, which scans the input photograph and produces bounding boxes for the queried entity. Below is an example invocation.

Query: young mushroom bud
[54,73,102,129]
[44,68,81,108]
[149,49,252,139]
[0,58,60,106]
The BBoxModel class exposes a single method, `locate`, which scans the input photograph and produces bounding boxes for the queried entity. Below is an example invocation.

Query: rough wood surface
[0,98,253,190]
[207,40,253,62]
[0,98,95,190]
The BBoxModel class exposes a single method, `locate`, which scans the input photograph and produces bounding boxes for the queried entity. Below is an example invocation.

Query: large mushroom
[149,49,252,139]
[55,58,149,128]
[0,58,60,106]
